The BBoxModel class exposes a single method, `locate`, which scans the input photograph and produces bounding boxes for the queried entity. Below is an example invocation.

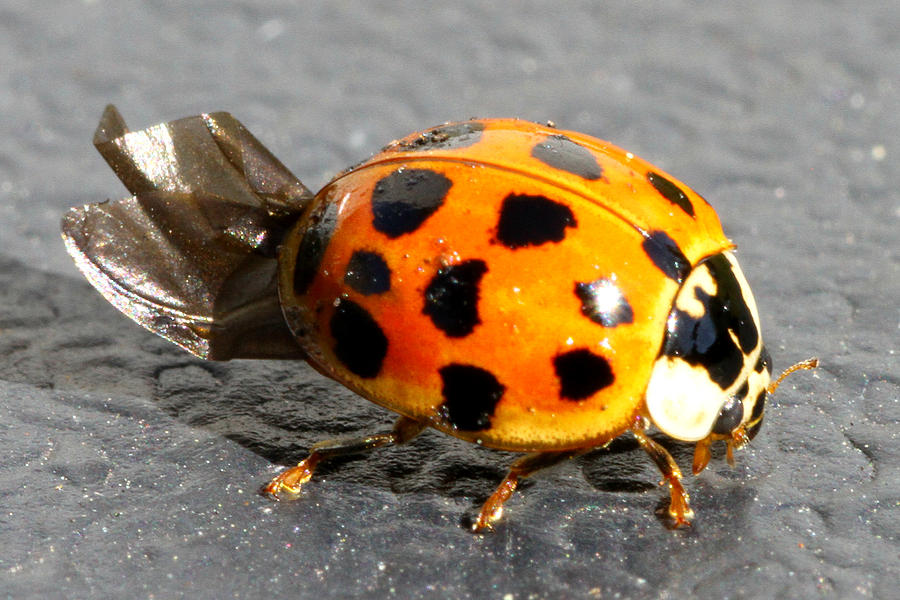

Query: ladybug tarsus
[631,419,694,527]
[471,450,578,533]
[262,455,319,500]
[263,416,425,500]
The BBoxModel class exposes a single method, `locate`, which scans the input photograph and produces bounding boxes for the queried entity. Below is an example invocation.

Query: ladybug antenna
[767,357,818,395]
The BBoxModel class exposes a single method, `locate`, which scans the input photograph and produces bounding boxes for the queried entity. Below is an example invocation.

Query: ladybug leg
[262,416,425,499]
[692,435,713,475]
[472,451,578,533]
[631,421,694,527]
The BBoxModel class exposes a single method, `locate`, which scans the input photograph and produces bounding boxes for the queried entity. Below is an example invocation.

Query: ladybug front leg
[631,417,694,527]
[472,450,578,533]
[262,416,425,499]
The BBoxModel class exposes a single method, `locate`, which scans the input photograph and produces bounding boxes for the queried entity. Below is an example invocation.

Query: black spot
[574,278,634,327]
[641,230,691,283]
[344,250,391,295]
[330,299,388,378]
[711,396,745,434]
[371,168,453,238]
[554,349,614,401]
[495,194,577,249]
[531,135,603,180]
[658,254,760,389]
[423,260,487,337]
[647,171,695,217]
[734,380,749,401]
[754,346,772,374]
[394,121,485,152]
[293,200,340,295]
[438,364,505,431]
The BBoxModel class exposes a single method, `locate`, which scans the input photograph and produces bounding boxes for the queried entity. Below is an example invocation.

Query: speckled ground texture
[2,1,898,598]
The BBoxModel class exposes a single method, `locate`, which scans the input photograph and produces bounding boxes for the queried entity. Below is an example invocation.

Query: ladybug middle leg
[262,416,426,499]
[472,450,579,532]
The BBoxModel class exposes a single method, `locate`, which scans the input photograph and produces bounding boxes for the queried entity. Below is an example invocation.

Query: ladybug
[63,106,816,531]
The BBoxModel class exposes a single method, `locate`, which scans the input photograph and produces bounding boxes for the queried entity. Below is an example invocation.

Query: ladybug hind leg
[262,416,426,499]
[472,450,579,533]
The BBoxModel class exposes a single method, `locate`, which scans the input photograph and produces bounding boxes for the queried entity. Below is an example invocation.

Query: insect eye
[711,396,744,434]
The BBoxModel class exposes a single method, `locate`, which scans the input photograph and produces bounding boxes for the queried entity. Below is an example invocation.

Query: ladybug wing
[61,106,312,360]
[91,105,312,213]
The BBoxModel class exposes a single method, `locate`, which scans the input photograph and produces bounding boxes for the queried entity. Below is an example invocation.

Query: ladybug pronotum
[62,106,816,531]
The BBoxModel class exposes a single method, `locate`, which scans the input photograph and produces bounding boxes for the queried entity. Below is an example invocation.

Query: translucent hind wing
[92,104,313,213]
[62,106,312,360]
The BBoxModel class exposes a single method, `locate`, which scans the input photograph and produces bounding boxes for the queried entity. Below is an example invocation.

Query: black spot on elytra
[371,168,452,238]
[423,260,487,337]
[438,364,505,431]
[293,200,340,296]
[554,349,614,401]
[658,254,760,389]
[344,250,391,295]
[574,278,634,327]
[641,230,691,283]
[531,134,603,180]
[647,171,695,217]
[495,194,577,249]
[330,299,387,378]
[394,121,485,152]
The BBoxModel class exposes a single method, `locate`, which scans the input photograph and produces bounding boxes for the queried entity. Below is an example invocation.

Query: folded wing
[62,105,313,360]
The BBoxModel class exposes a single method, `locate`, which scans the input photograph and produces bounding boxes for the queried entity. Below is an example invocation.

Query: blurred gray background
[1,1,897,598]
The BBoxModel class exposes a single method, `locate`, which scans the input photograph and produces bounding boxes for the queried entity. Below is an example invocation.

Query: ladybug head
[643,251,771,469]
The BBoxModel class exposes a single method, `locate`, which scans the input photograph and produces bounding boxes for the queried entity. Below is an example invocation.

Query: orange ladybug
[62,106,816,531]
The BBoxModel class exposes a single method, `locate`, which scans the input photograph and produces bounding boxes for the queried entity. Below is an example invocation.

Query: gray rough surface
[1,1,898,598]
